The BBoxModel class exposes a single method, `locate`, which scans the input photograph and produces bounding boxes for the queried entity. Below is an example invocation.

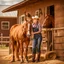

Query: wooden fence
[0,35,10,45]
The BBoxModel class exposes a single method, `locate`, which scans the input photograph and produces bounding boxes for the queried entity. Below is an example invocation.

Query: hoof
[24,58,29,63]
[20,60,24,63]
[36,59,40,62]
[25,60,29,63]
[20,62,24,64]
[17,59,20,61]
[32,59,35,62]
[10,60,15,63]
[36,60,40,63]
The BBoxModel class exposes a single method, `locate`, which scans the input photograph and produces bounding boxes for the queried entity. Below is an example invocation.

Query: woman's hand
[32,32,35,35]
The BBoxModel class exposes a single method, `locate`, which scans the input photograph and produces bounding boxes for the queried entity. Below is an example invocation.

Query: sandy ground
[0,48,64,64]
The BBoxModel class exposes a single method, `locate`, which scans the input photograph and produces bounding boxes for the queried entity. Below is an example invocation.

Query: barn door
[47,5,54,51]
[44,5,55,51]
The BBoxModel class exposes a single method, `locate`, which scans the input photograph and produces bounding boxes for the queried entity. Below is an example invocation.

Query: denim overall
[32,23,42,54]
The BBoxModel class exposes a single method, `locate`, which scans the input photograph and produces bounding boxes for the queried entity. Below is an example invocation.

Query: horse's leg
[11,41,15,62]
[16,41,20,61]
[19,40,24,63]
[24,41,29,62]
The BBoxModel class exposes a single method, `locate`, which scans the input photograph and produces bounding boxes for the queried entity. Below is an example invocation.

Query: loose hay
[2,54,12,60]
[1,54,64,64]
[2,51,56,61]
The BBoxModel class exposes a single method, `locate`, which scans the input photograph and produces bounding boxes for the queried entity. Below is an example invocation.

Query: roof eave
[2,0,40,13]
[2,0,29,13]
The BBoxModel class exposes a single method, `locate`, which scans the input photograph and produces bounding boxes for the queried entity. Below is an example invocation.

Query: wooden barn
[2,0,64,61]
[0,17,17,36]
[0,6,17,45]
[0,16,17,45]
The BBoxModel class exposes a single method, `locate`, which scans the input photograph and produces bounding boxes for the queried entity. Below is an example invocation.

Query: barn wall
[18,0,54,24]
[18,0,64,25]
[54,1,64,60]
[0,17,17,36]
[55,1,64,28]
[17,0,64,60]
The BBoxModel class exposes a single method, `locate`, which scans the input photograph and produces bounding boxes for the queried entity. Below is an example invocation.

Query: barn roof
[0,6,17,17]
[2,0,40,13]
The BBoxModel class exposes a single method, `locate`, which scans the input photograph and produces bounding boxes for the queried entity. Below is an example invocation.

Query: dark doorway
[47,5,54,51]
[50,5,54,17]
[47,5,54,17]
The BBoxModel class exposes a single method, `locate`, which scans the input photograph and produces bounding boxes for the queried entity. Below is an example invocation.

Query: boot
[36,53,40,62]
[32,54,35,62]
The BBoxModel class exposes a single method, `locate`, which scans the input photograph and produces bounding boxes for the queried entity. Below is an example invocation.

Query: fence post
[1,33,3,47]
[52,29,54,51]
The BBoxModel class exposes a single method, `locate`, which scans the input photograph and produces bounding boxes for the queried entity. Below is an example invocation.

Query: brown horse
[42,15,54,28]
[42,15,54,51]
[10,20,32,63]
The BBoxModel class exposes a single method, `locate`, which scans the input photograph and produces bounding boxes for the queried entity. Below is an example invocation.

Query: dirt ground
[0,48,64,64]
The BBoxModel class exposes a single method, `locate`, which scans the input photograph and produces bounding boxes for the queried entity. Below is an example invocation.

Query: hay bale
[45,51,56,60]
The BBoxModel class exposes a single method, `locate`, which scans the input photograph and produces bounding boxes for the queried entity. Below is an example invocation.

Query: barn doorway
[47,5,54,18]
[47,5,54,51]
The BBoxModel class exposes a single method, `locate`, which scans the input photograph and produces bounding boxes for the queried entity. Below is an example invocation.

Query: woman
[32,16,42,62]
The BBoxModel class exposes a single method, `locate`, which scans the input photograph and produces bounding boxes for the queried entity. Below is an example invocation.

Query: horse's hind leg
[19,40,24,63]
[11,41,16,62]
[16,41,20,61]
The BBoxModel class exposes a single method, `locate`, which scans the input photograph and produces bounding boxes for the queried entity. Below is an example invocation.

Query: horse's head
[22,21,32,38]
[43,15,54,28]
[26,20,32,37]
[22,13,32,37]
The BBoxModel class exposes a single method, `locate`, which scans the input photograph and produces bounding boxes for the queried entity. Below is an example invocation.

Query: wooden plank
[54,43,64,50]
[42,27,64,31]
[54,36,64,37]
[55,50,64,56]
[0,41,10,43]
[0,37,9,39]
[54,37,64,43]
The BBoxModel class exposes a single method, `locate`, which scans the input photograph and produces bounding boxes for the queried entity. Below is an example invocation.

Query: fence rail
[42,27,64,30]
[0,36,10,44]
[0,37,10,39]
[0,41,10,44]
